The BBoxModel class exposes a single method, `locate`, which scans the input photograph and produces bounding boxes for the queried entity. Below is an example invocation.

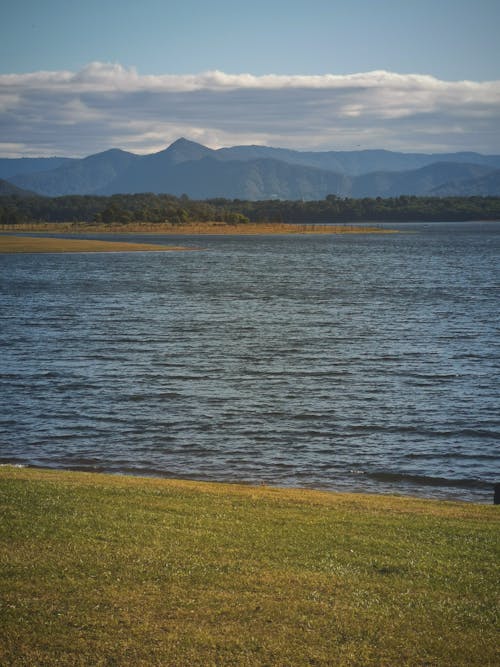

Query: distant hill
[4,138,500,200]
[0,157,75,181]
[350,163,495,198]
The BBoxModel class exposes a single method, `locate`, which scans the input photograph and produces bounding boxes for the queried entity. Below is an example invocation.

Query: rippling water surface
[1,222,499,501]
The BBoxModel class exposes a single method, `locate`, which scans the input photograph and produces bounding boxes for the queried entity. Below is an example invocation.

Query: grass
[0,221,390,235]
[0,467,498,666]
[0,235,190,253]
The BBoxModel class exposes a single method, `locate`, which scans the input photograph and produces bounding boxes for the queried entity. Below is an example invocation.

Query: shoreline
[1,462,492,505]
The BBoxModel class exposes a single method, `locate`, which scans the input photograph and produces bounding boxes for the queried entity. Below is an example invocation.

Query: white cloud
[1,62,499,156]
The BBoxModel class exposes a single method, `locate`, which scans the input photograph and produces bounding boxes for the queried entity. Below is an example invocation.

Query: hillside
[97,154,351,200]
[0,178,37,197]
[10,149,137,196]
[430,169,500,196]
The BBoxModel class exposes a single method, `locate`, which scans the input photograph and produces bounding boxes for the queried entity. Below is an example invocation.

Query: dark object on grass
[494,483,500,505]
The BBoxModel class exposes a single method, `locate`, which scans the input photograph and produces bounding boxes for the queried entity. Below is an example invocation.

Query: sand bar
[0,235,191,253]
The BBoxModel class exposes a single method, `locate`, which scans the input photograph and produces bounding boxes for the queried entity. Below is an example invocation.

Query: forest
[1,192,499,226]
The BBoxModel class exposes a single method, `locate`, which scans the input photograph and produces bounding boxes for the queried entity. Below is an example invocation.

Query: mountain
[4,139,500,200]
[9,149,137,196]
[93,139,216,194]
[0,178,38,197]
[0,157,74,180]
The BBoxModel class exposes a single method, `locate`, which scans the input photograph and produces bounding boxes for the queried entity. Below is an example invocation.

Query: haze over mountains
[2,138,500,200]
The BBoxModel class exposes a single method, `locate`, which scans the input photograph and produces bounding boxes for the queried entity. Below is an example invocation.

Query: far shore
[0,220,393,235]
[0,235,192,254]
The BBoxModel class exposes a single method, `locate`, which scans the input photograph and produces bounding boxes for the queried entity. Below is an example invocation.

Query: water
[1,222,499,502]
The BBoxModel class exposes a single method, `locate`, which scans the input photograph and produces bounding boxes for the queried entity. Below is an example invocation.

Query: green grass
[0,467,498,666]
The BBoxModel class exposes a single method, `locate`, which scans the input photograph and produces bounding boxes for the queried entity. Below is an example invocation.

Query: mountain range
[2,138,500,200]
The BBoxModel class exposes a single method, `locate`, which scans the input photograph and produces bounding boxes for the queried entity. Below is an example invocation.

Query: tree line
[1,192,499,225]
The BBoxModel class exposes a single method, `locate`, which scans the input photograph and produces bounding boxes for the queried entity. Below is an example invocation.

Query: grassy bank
[0,221,389,235]
[0,235,190,253]
[0,467,498,666]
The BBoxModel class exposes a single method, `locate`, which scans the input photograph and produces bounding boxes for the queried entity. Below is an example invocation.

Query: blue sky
[2,0,500,79]
[1,0,499,156]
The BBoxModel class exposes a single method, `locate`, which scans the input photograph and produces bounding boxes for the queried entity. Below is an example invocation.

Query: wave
[345,425,500,439]
[363,470,492,490]
[404,452,500,461]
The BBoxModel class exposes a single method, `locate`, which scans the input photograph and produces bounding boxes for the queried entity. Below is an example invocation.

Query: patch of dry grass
[0,221,390,235]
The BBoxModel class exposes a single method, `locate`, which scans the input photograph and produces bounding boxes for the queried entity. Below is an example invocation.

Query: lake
[1,221,499,502]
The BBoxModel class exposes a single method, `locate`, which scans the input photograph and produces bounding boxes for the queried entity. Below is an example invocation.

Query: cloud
[1,62,499,156]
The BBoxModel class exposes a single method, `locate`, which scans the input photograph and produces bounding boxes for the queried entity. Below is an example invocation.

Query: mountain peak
[160,137,214,164]
[169,137,202,148]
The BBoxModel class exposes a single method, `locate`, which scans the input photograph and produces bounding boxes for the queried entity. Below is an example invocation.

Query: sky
[1,0,499,157]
